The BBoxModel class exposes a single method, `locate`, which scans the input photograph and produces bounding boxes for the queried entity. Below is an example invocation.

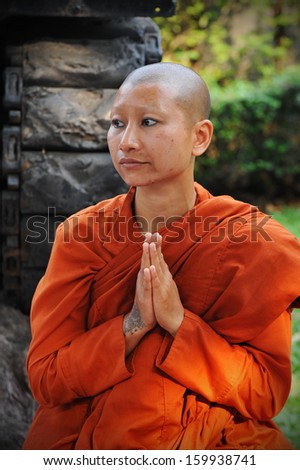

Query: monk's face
[107,81,197,190]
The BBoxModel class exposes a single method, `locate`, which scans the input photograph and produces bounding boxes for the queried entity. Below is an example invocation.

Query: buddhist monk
[22,63,300,450]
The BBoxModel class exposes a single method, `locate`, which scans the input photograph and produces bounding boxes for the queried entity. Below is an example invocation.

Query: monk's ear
[192,119,213,157]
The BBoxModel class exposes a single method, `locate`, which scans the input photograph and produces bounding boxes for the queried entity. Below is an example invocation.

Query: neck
[134,183,197,234]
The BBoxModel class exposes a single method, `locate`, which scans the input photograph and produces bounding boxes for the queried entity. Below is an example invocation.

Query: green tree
[155,0,300,86]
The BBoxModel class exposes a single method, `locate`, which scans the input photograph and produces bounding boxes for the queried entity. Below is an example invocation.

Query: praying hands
[123,232,184,356]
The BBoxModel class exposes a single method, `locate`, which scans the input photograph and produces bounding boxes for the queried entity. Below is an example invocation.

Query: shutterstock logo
[25,207,67,244]
[25,206,273,245]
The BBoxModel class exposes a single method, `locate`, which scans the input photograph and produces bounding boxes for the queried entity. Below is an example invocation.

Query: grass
[269,205,300,239]
[270,205,300,449]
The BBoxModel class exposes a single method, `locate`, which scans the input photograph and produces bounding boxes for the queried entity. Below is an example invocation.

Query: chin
[124,178,156,187]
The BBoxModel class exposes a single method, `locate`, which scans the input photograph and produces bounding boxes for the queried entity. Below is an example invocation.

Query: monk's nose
[119,124,141,152]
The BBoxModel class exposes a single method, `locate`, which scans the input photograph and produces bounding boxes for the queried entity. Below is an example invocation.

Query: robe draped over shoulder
[22,183,300,450]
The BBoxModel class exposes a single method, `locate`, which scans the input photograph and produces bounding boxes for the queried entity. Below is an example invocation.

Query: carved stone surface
[18,150,128,312]
[1,12,164,314]
[20,151,128,214]
[0,300,36,449]
[23,38,144,88]
[22,87,116,150]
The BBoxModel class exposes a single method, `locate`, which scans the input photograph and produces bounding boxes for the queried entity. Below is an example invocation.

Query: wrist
[166,309,184,337]
[123,305,153,357]
[123,305,152,337]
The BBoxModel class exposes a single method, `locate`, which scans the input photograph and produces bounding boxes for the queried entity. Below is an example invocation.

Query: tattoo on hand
[123,304,145,335]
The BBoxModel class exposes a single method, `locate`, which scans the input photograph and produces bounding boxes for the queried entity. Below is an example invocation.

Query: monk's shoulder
[55,193,127,243]
[202,194,299,248]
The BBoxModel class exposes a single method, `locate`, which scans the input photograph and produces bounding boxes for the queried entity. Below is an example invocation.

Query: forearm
[156,309,292,420]
[123,304,154,356]
[28,315,132,406]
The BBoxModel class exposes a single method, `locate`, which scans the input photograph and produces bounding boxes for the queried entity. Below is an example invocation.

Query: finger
[155,233,163,258]
[143,267,152,289]
[149,242,164,276]
[140,241,151,270]
[151,232,162,247]
[150,238,166,269]
[149,264,159,285]
[144,232,152,243]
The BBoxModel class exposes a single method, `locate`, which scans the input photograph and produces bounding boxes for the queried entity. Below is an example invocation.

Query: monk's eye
[142,118,157,127]
[111,119,125,128]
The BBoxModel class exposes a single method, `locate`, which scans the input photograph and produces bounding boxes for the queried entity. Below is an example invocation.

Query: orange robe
[22,183,300,450]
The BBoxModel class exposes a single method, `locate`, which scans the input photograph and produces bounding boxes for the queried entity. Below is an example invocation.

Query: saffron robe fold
[23,183,300,450]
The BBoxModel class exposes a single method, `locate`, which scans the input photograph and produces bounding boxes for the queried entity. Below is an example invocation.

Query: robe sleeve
[156,207,299,421]
[156,309,292,421]
[27,216,133,407]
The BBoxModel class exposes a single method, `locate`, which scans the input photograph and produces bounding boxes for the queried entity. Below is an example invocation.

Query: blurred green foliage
[197,66,300,204]
[155,0,300,85]
[155,0,300,203]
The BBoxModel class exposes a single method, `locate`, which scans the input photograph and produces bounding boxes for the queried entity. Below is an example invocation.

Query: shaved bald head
[120,62,211,122]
